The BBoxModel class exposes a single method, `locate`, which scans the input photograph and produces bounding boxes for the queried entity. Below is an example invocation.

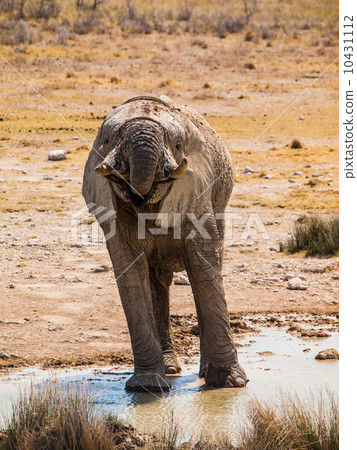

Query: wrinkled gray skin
[82,96,248,392]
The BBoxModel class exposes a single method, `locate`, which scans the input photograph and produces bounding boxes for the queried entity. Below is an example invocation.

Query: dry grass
[280,214,339,256]
[239,392,339,450]
[0,380,144,450]
[0,382,338,450]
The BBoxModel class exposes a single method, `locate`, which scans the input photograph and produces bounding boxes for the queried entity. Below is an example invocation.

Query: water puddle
[0,328,338,440]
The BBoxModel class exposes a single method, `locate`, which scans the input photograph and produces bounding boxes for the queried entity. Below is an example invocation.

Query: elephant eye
[175,141,182,151]
[103,135,110,145]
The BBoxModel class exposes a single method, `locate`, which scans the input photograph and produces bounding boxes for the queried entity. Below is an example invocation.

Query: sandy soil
[0,23,338,371]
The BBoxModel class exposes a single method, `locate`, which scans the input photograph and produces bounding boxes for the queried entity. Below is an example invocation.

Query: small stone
[257,351,275,356]
[91,264,110,273]
[287,277,307,290]
[264,174,274,179]
[241,166,256,174]
[288,179,296,183]
[312,173,320,177]
[299,116,304,120]
[331,274,339,280]
[269,246,278,252]
[48,150,67,161]
[294,171,302,175]
[287,325,302,332]
[18,169,27,174]
[173,273,190,285]
[0,352,10,359]
[303,164,312,168]
[264,220,274,226]
[8,283,15,289]
[315,348,339,360]
[303,348,311,353]
[24,217,32,222]
[301,329,330,338]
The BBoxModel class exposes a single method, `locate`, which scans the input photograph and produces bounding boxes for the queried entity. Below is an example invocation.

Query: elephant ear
[82,134,116,235]
[156,119,214,228]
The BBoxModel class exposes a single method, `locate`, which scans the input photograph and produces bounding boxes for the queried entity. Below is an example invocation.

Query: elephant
[82,95,248,392]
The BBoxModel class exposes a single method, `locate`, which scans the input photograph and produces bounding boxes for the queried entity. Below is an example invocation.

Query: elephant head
[93,117,188,209]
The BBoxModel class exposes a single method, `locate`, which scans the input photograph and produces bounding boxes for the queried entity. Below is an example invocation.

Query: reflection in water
[0,328,338,441]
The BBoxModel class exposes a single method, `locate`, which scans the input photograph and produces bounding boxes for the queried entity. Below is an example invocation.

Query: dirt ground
[0,5,338,371]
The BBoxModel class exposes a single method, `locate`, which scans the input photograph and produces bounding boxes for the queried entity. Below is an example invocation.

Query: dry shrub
[0,19,33,45]
[240,393,338,449]
[27,0,60,20]
[73,13,101,34]
[281,215,339,256]
[290,138,302,149]
[118,0,152,34]
[0,380,146,450]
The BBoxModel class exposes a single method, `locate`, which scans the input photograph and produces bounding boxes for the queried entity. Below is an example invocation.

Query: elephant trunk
[124,122,163,196]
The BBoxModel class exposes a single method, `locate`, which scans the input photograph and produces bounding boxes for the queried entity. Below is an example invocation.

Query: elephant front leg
[107,241,170,392]
[184,239,248,388]
[149,267,181,374]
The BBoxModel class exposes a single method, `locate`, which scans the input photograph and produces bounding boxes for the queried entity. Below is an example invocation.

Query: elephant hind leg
[149,267,181,374]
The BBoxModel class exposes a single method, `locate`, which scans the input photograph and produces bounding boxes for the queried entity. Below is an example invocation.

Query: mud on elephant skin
[82,95,248,392]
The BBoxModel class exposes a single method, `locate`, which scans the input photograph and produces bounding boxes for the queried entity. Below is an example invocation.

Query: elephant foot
[163,352,181,374]
[205,363,248,388]
[125,372,171,393]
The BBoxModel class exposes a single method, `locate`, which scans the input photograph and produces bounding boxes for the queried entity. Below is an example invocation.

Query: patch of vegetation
[0,383,338,450]
[0,380,149,450]
[280,214,339,256]
[291,138,303,149]
[240,393,338,450]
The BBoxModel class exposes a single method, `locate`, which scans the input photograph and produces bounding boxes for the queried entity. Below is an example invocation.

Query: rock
[315,348,339,360]
[288,178,296,183]
[287,325,302,332]
[230,319,250,330]
[301,329,330,338]
[48,150,67,161]
[24,217,32,222]
[0,352,10,359]
[287,277,307,290]
[294,171,302,175]
[257,351,275,356]
[303,164,312,168]
[18,169,27,174]
[299,116,304,120]
[303,348,311,352]
[264,174,274,179]
[331,274,339,280]
[241,166,257,174]
[264,220,274,226]
[283,273,295,281]
[269,246,278,252]
[190,324,199,335]
[302,267,326,274]
[173,273,190,285]
[8,283,15,288]
[91,264,110,273]
[312,173,320,177]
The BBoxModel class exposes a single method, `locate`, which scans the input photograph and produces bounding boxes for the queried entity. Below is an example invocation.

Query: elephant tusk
[169,157,188,179]
[95,163,112,176]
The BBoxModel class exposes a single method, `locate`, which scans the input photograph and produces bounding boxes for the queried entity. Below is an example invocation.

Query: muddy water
[0,328,338,440]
